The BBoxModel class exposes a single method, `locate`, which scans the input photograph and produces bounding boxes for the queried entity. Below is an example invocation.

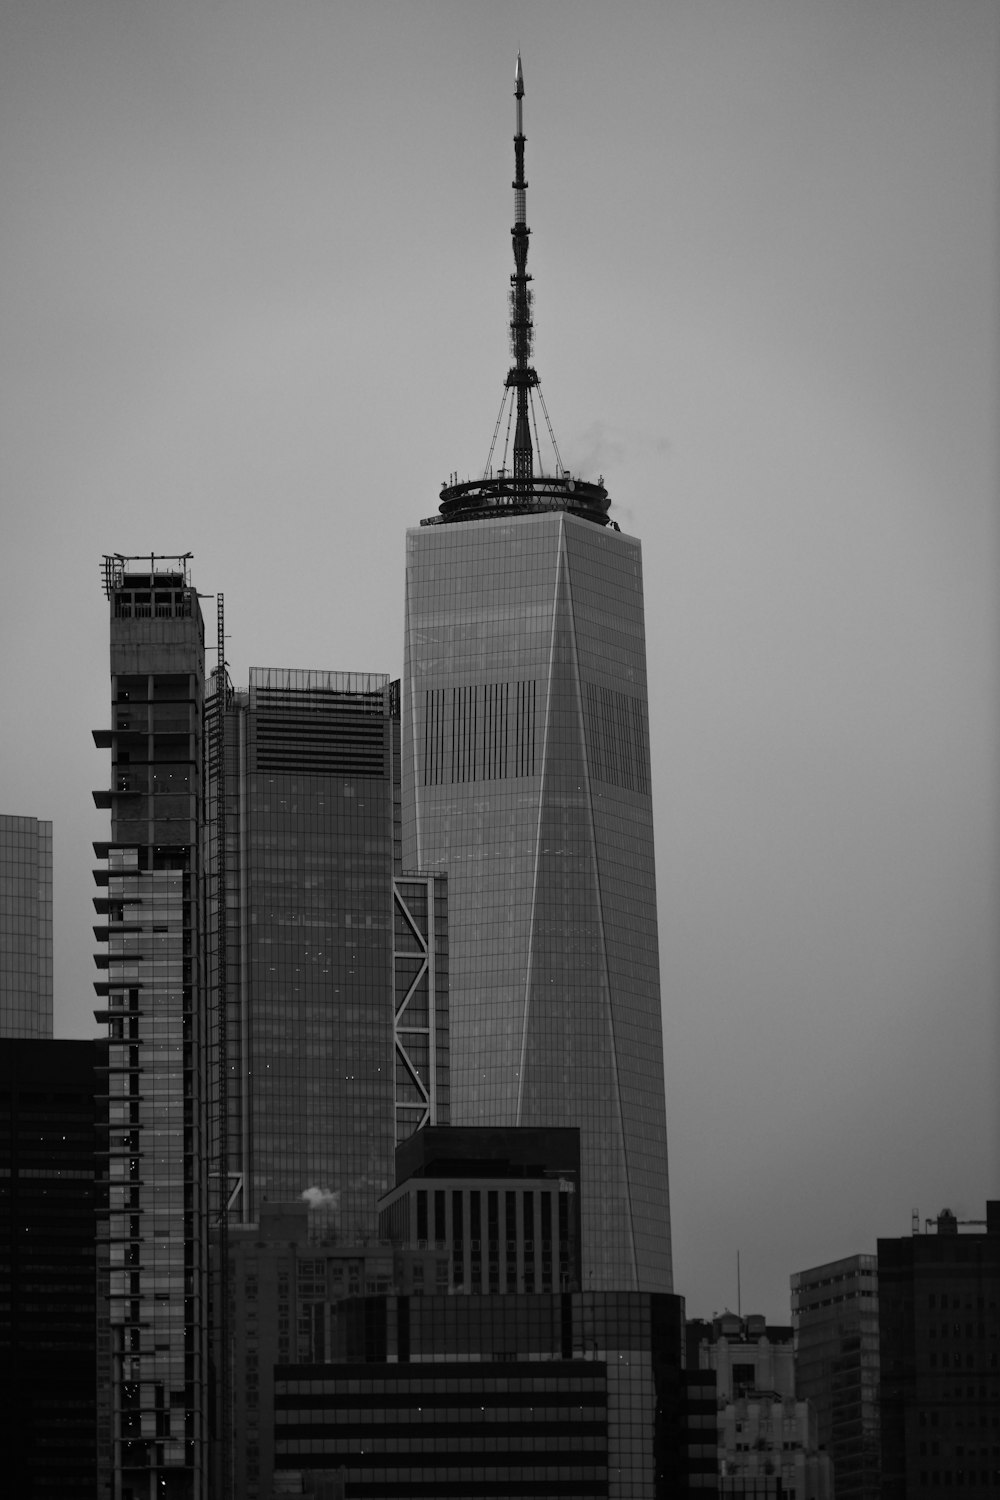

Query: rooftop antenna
[435,57,612,529]
[484,52,565,487]
[510,50,536,497]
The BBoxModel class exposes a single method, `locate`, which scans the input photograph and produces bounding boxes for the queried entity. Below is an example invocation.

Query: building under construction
[94,554,211,1500]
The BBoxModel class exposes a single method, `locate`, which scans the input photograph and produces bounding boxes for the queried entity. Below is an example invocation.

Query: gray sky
[1,0,997,1321]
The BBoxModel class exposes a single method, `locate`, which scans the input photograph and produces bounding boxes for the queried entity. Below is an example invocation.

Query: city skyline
[2,1,997,1321]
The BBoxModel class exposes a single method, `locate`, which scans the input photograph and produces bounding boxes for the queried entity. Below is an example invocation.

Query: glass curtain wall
[403,510,671,1292]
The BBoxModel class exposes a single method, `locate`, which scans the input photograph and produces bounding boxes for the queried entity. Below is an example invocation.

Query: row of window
[917,1471,1000,1488]
[929,1322,999,1340]
[919,1407,1000,1427]
[919,1443,1000,1457]
[929,1292,998,1307]
[927,1353,999,1370]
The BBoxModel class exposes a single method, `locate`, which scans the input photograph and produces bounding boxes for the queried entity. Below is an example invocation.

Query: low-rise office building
[689,1311,831,1500]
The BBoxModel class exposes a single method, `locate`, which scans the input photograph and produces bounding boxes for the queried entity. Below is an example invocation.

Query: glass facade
[403,509,671,1291]
[272,1290,690,1499]
[205,670,447,1243]
[0,813,53,1038]
[209,670,397,1242]
[93,560,210,1500]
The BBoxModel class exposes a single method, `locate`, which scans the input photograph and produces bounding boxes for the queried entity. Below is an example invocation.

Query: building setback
[0,1037,100,1498]
[93,554,210,1500]
[878,1203,1000,1497]
[401,53,671,1296]
[0,812,53,1037]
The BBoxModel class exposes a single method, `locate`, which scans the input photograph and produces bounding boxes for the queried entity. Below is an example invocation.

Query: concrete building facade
[378,1125,582,1295]
[878,1203,1000,1497]
[791,1253,879,1500]
[689,1312,832,1500]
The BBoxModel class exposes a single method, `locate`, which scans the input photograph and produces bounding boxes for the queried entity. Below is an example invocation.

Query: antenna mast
[509,51,537,499]
[434,55,614,529]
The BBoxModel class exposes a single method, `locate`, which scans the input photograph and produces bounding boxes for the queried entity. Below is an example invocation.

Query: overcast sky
[1,0,997,1322]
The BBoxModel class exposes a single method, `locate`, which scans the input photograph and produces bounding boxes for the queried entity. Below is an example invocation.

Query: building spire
[434,55,614,529]
[508,50,537,492]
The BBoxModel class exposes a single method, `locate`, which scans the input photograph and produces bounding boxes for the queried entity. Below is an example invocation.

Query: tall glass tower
[93,554,210,1500]
[205,667,448,1244]
[402,57,671,1293]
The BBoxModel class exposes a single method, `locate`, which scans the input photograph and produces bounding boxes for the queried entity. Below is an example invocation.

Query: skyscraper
[0,812,53,1037]
[402,56,671,1293]
[93,554,210,1500]
[207,666,448,1241]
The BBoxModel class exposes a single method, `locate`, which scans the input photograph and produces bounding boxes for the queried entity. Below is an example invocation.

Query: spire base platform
[430,473,614,528]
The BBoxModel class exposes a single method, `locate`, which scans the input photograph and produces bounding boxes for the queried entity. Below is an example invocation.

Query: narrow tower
[402,59,672,1292]
[93,555,210,1500]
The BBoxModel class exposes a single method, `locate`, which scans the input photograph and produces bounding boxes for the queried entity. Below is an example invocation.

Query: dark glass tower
[402,58,671,1292]
[207,668,449,1242]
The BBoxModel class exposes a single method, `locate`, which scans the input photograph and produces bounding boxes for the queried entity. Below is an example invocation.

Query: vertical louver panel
[423,681,537,785]
[585,683,650,794]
